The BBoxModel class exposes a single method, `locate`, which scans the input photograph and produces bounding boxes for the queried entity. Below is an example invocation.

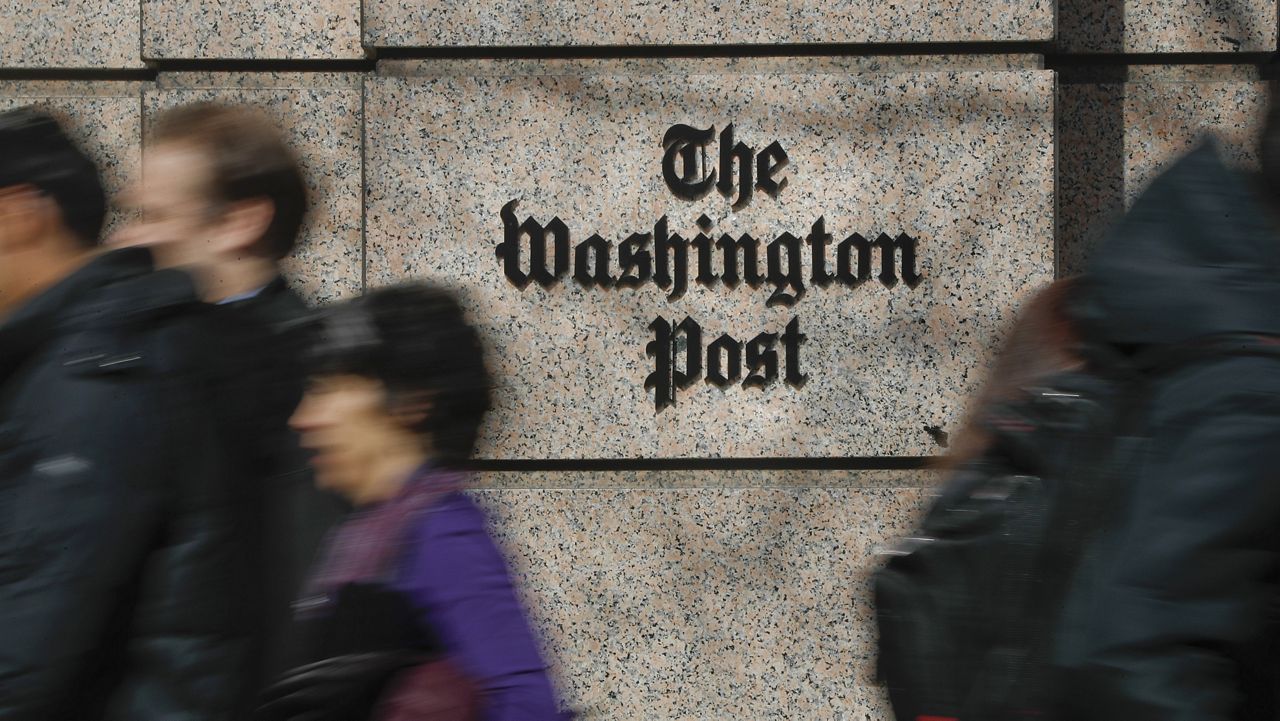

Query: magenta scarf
[302,465,464,603]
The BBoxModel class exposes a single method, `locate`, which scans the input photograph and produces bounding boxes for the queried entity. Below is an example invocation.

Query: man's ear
[389,390,433,430]
[214,197,275,256]
[0,185,51,252]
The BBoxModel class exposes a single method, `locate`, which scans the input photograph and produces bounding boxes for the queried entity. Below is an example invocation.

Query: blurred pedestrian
[114,101,347,693]
[0,108,248,719]
[875,277,1104,720]
[258,283,570,721]
[1053,90,1280,720]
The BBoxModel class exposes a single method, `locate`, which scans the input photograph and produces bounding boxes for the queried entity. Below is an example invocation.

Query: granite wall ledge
[469,468,939,489]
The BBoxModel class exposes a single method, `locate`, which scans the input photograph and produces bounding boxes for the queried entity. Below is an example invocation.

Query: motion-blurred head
[290,283,491,505]
[116,102,307,301]
[0,107,106,316]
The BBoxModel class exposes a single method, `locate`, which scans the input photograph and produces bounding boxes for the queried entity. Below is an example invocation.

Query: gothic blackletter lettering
[706,334,742,387]
[617,232,653,288]
[718,232,763,288]
[874,232,922,287]
[496,199,530,288]
[662,124,717,201]
[645,317,675,412]
[836,232,873,286]
[574,234,615,287]
[692,214,717,285]
[716,123,754,209]
[755,140,789,197]
[781,317,808,387]
[653,216,690,300]
[645,316,704,412]
[765,232,806,307]
[744,332,778,388]
[496,199,569,289]
[806,216,834,287]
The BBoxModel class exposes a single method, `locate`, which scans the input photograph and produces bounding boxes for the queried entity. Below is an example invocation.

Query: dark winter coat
[1057,140,1280,721]
[0,248,250,720]
[204,277,347,689]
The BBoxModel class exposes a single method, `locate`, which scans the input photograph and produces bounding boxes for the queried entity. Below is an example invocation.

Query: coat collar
[0,248,197,384]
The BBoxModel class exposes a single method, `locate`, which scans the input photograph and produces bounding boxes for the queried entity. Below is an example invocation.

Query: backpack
[873,335,1280,721]
[876,368,1130,721]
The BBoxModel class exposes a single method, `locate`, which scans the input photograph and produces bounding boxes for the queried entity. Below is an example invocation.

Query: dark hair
[0,106,106,247]
[151,102,307,260]
[941,278,1085,471]
[306,282,492,463]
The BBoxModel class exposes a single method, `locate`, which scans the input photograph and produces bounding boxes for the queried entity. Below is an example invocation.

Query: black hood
[1075,140,1280,348]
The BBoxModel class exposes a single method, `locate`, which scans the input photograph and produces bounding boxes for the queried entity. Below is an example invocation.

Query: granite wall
[2,1,1274,718]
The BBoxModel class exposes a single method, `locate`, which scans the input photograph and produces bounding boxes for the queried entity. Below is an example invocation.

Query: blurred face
[290,373,408,504]
[0,186,70,316]
[113,141,222,268]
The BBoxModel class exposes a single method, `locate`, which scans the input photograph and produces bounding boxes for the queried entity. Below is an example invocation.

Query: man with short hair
[0,108,248,719]
[115,101,345,690]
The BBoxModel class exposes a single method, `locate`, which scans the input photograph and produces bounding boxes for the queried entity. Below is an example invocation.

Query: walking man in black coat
[114,101,346,691]
[0,109,250,719]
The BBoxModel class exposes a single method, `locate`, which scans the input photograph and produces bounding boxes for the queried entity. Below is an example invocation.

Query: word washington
[495,199,922,308]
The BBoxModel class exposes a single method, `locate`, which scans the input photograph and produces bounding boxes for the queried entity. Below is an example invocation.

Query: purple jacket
[307,467,567,721]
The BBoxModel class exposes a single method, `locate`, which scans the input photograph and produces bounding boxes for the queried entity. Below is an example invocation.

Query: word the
[661,124,789,208]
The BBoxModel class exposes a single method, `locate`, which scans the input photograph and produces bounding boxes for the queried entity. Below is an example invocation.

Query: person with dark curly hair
[267,282,569,721]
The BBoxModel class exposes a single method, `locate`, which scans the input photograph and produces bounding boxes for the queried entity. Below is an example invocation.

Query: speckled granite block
[156,72,366,89]
[0,1,143,68]
[1059,75,1265,276]
[365,70,1054,459]
[0,89,143,240]
[364,0,1053,47]
[470,485,930,719]
[1058,0,1276,52]
[0,81,150,97]
[142,0,363,59]
[144,87,363,305]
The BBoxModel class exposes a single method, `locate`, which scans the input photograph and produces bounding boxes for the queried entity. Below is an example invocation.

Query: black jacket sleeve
[0,378,168,719]
[1063,357,1280,721]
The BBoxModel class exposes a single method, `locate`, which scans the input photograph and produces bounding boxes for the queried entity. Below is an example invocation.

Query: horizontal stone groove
[373,40,1052,59]
[461,457,939,472]
[0,51,1268,81]
[1047,51,1275,73]
[0,68,158,81]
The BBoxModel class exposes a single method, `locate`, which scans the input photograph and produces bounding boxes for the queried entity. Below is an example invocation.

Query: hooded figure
[1056,135,1280,721]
